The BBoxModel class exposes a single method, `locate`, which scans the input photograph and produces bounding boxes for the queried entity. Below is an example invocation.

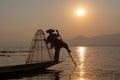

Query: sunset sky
[0,0,120,47]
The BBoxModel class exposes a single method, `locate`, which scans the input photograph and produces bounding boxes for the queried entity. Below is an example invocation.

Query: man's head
[46,29,55,34]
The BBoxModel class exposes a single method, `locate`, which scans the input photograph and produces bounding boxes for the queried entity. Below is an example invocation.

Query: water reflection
[71,47,120,80]
[77,47,85,63]
[26,71,61,80]
[1,47,120,80]
[77,47,86,80]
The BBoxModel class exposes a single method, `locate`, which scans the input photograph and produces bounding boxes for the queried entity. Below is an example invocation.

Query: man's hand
[56,30,60,36]
[44,38,47,42]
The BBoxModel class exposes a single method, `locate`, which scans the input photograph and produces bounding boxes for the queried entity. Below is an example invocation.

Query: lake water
[0,46,120,80]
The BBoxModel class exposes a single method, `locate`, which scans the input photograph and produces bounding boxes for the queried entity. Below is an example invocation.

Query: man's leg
[63,42,71,53]
[54,47,60,62]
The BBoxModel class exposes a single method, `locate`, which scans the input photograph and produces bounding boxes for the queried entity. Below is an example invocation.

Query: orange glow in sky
[0,0,120,46]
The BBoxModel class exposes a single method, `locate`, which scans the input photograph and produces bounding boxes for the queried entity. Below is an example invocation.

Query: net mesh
[26,29,54,64]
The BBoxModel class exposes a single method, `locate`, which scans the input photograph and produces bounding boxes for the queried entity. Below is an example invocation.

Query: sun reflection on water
[77,47,86,80]
[77,47,85,63]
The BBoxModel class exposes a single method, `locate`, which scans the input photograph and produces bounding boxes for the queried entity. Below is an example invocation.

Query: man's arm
[44,37,49,44]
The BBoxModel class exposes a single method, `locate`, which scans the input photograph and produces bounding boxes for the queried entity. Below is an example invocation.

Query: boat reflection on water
[1,69,62,80]
[26,70,61,80]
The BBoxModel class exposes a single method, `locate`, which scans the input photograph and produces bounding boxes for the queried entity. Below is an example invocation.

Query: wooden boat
[0,61,61,78]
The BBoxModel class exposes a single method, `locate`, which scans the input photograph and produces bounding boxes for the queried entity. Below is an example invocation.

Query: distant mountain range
[68,33,120,46]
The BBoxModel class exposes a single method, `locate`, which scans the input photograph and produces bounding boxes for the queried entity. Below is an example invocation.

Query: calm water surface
[0,46,120,80]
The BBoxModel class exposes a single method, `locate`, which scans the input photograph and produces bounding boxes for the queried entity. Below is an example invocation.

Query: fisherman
[44,29,71,62]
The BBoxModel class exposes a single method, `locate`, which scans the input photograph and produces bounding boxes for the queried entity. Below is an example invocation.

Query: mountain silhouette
[68,33,120,46]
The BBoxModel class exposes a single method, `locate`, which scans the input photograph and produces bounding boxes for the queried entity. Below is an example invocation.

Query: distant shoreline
[69,45,120,47]
[0,50,28,53]
[0,45,120,53]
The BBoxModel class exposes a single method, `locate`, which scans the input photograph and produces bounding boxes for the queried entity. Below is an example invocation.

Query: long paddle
[56,30,77,66]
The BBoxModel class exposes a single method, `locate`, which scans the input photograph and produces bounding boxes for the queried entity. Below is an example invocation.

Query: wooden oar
[56,30,77,66]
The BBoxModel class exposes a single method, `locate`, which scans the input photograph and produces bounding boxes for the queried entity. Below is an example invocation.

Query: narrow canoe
[0,61,61,78]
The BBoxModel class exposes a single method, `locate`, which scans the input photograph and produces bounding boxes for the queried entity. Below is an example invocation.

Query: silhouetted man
[45,29,71,62]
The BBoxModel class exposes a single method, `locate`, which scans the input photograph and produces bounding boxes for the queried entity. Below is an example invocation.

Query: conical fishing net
[26,29,54,64]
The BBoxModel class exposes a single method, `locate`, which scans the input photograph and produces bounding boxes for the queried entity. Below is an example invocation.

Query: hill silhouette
[68,33,120,46]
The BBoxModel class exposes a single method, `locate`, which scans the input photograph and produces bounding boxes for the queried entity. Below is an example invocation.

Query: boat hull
[0,61,61,79]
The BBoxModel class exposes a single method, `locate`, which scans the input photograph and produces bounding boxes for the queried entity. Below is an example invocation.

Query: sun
[76,8,85,16]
